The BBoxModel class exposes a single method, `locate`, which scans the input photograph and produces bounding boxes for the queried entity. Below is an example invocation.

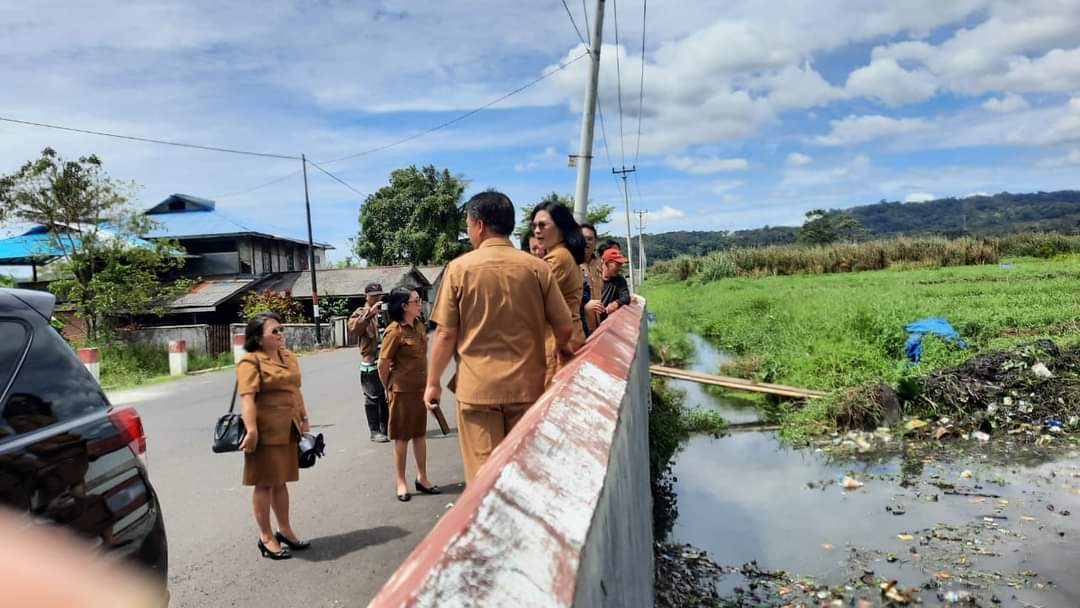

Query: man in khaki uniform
[426,191,575,483]
[579,223,603,336]
[348,283,390,443]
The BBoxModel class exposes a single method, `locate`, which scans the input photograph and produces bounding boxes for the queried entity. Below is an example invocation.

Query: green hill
[643,190,1080,262]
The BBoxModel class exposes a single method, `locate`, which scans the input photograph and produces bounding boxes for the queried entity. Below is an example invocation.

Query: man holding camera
[349,282,390,443]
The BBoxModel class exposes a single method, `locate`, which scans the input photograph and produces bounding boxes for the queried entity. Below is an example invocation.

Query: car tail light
[110,407,147,456]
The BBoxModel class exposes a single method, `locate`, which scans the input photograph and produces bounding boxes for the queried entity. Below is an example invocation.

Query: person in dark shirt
[585,248,631,326]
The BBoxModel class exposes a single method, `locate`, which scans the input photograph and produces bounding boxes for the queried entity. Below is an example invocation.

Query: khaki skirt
[243,435,299,486]
[388,391,427,440]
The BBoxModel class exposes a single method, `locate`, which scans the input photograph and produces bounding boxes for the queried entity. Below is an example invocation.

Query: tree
[354,165,469,266]
[239,289,307,323]
[0,148,191,340]
[797,209,865,245]
[513,192,615,239]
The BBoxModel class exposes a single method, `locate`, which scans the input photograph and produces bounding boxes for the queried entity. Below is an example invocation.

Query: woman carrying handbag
[237,312,312,560]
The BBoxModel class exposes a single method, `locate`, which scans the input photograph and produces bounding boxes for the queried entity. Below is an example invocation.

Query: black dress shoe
[397,492,411,502]
[275,531,311,551]
[414,480,441,495]
[257,539,291,560]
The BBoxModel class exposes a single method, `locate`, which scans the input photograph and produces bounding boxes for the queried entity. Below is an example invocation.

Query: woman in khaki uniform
[237,312,311,560]
[379,288,440,502]
[532,201,588,386]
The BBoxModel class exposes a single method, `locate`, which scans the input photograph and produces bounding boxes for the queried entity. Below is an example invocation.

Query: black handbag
[212,358,259,453]
[298,432,325,469]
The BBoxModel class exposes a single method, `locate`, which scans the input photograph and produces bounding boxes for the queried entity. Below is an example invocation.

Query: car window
[0,321,29,397]
[1,320,108,440]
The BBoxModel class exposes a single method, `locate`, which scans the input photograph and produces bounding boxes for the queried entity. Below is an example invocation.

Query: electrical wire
[211,169,303,199]
[304,159,365,196]
[561,0,588,47]
[634,0,647,165]
[581,0,592,45]
[611,0,627,168]
[320,51,589,165]
[0,116,300,160]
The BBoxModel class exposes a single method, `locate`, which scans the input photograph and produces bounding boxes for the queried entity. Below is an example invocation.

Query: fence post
[168,340,188,376]
[77,348,100,383]
[232,334,246,364]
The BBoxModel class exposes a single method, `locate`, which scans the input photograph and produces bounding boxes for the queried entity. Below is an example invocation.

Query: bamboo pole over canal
[650,365,828,400]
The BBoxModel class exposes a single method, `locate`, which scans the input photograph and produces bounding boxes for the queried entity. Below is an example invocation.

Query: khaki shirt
[582,256,603,302]
[379,319,428,393]
[237,349,306,446]
[431,238,572,404]
[349,304,381,361]
[545,242,587,349]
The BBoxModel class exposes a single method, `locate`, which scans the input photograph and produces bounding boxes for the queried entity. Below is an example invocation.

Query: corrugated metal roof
[0,225,153,265]
[143,194,333,248]
[260,267,430,299]
[170,276,263,311]
[417,265,445,283]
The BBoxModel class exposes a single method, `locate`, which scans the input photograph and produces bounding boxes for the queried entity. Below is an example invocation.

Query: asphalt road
[108,347,464,608]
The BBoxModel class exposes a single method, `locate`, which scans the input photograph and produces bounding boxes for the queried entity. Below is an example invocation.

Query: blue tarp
[904,317,967,362]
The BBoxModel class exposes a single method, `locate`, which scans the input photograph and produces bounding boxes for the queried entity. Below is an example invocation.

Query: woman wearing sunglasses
[237,312,312,560]
[379,287,440,502]
[531,200,587,385]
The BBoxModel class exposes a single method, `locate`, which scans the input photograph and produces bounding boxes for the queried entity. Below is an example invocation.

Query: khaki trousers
[456,401,532,483]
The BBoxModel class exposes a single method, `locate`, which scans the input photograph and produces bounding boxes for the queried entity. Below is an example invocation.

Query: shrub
[240,289,307,323]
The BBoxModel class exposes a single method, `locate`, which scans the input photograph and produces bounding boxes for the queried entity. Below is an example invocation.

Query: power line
[304,159,365,196]
[581,0,592,45]
[561,0,588,47]
[321,51,590,165]
[0,116,300,161]
[211,169,303,199]
[611,0,627,167]
[634,0,647,165]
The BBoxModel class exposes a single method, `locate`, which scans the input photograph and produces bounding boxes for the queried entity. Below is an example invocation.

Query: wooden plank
[650,365,827,399]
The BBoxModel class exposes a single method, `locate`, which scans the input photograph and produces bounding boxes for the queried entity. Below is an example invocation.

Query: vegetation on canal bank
[644,255,1080,442]
[650,232,1080,281]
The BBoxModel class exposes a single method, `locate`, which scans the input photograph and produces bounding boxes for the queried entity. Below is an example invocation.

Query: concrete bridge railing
[369,297,654,607]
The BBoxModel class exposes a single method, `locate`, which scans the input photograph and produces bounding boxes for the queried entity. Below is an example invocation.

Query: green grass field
[644,255,1080,393]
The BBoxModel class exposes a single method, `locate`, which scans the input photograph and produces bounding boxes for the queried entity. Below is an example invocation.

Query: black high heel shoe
[257,539,292,560]
[275,531,311,551]
[415,480,441,495]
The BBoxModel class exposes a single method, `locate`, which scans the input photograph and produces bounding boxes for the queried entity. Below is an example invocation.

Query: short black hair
[244,311,285,352]
[386,287,414,323]
[580,223,597,236]
[531,201,586,264]
[465,191,515,236]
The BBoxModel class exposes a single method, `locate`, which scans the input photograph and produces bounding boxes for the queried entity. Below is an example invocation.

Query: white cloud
[785,152,813,167]
[666,155,749,174]
[813,115,930,146]
[1038,149,1080,168]
[904,192,936,203]
[649,206,686,222]
[513,146,560,172]
[709,180,744,194]
[982,93,1030,112]
[845,58,937,106]
[780,154,871,188]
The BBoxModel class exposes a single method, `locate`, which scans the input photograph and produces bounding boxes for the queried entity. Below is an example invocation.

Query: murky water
[664,336,1080,606]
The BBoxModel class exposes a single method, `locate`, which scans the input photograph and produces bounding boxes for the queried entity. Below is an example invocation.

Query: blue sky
[2,0,1079,263]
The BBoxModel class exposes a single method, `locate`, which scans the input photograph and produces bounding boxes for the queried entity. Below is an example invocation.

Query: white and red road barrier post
[77,347,100,383]
[232,334,246,364]
[168,340,188,376]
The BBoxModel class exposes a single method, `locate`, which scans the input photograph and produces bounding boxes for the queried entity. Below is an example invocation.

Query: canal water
[664,335,1080,606]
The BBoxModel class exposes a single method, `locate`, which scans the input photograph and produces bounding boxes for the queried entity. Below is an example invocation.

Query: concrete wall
[230,322,334,352]
[368,297,653,608]
[121,324,210,356]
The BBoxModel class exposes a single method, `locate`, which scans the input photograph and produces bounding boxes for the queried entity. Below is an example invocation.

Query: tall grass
[651,233,1080,282]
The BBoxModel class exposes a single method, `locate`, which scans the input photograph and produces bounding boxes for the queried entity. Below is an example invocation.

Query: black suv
[0,289,168,586]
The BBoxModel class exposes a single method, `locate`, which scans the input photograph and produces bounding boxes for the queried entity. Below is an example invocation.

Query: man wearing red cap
[585,248,632,327]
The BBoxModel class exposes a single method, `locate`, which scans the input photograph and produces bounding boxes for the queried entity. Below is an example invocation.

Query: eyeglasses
[407,299,421,304]
[268,328,282,335]
[531,221,552,231]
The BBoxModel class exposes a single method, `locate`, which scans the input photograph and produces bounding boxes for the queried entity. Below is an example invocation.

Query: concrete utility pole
[634,209,648,282]
[613,166,636,293]
[301,154,321,346]
[572,0,606,224]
